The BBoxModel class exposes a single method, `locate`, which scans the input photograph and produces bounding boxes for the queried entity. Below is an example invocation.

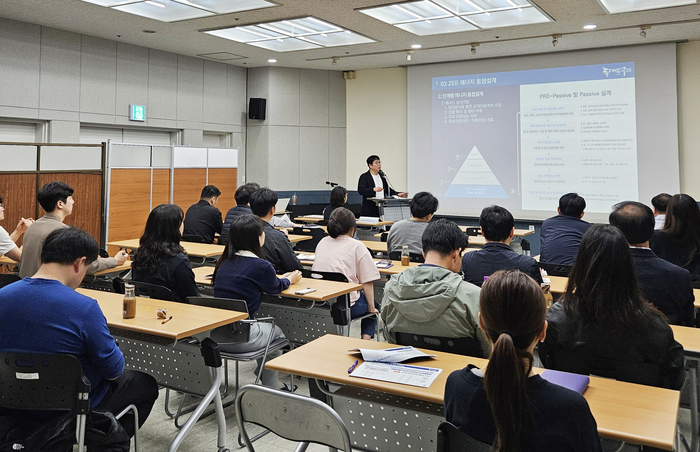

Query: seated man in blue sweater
[0,227,158,439]
[462,205,543,287]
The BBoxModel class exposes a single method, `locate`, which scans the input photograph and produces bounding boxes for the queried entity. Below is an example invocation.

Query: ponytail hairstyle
[327,207,356,238]
[479,270,547,452]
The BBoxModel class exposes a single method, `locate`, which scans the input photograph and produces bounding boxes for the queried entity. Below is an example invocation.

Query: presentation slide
[407,44,680,222]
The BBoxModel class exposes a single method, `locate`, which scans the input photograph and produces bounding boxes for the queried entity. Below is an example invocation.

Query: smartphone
[295,288,317,295]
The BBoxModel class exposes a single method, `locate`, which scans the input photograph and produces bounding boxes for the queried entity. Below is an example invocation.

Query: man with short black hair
[221,183,259,245]
[357,155,407,217]
[250,187,303,273]
[652,193,672,230]
[461,205,542,286]
[610,201,694,326]
[182,185,223,244]
[539,193,591,266]
[386,192,439,255]
[19,181,127,278]
[381,219,489,356]
[0,227,158,439]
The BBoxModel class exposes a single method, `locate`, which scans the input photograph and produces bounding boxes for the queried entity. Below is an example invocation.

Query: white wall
[346,68,407,191]
[678,41,700,199]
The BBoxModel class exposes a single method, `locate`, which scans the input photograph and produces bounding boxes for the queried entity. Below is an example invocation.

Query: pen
[348,359,359,374]
[162,316,173,324]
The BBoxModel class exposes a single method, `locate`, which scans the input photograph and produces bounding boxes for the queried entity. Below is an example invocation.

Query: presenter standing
[357,155,407,217]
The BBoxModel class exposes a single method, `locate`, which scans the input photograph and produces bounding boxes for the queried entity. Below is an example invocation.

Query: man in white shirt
[0,194,33,262]
[357,155,408,217]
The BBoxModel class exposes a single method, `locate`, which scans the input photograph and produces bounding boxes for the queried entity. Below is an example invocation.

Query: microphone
[378,170,385,177]
[326,181,339,187]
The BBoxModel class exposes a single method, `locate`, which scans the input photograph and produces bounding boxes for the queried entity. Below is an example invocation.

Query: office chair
[395,332,484,358]
[130,281,174,301]
[388,250,425,263]
[235,384,353,452]
[0,352,139,451]
[291,226,327,252]
[538,262,572,277]
[436,422,492,452]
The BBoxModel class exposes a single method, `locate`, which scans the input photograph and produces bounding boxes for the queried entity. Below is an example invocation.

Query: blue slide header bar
[432,62,635,90]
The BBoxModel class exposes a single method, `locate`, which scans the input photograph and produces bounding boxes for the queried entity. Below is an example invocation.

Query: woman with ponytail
[444,270,602,452]
[313,207,381,340]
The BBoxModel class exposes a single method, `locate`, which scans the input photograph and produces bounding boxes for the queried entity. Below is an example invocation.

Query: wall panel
[152,169,171,207]
[108,169,151,243]
[207,168,238,218]
[0,173,38,248]
[173,168,206,212]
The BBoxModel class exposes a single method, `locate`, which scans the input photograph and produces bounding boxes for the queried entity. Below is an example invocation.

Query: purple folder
[541,370,590,394]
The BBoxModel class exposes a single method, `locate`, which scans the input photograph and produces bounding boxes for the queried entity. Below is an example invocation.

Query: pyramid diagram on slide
[444,146,509,198]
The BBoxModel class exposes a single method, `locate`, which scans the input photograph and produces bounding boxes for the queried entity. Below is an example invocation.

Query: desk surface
[77,288,246,339]
[0,256,131,276]
[548,275,700,309]
[670,325,700,354]
[296,216,394,227]
[191,266,362,302]
[371,232,488,247]
[286,234,313,243]
[360,240,388,253]
[299,256,420,275]
[0,255,16,265]
[458,226,534,237]
[267,334,679,450]
[107,239,225,258]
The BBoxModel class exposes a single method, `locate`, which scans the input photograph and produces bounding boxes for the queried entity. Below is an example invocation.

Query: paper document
[297,253,315,261]
[349,346,436,363]
[304,214,324,219]
[350,362,442,388]
[358,216,380,224]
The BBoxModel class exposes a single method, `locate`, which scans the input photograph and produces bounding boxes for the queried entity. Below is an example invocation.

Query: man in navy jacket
[539,193,591,266]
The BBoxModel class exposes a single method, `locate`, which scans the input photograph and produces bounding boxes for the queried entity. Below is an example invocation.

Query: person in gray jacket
[381,219,489,357]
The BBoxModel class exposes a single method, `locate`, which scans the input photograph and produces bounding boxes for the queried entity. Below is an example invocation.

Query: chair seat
[219,337,291,361]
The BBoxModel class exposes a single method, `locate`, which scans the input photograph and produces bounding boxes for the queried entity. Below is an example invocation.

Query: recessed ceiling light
[583,24,597,30]
[144,0,165,7]
[411,44,422,49]
[267,58,277,63]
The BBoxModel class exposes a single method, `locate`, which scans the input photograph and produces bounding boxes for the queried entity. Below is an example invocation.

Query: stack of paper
[348,346,442,388]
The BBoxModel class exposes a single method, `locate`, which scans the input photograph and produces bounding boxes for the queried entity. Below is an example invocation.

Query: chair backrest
[437,422,492,452]
[235,384,353,452]
[380,232,388,242]
[0,352,90,414]
[464,227,481,237]
[292,227,327,252]
[302,268,349,283]
[187,296,251,344]
[0,273,21,289]
[130,281,174,301]
[538,262,572,277]
[388,251,425,263]
[395,332,484,358]
[301,269,351,325]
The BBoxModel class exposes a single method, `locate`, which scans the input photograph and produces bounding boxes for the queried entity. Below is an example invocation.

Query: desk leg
[690,361,699,452]
[168,366,227,452]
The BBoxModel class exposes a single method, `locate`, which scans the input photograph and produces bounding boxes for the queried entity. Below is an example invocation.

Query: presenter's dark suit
[630,247,695,326]
[462,242,543,287]
[358,170,397,217]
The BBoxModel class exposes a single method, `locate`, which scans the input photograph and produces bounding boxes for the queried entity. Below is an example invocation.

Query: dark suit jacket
[630,247,695,326]
[650,230,700,285]
[461,242,543,287]
[182,200,223,244]
[357,170,397,217]
[261,221,303,273]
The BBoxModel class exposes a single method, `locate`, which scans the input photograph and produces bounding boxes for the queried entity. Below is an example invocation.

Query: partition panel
[152,169,171,207]
[0,173,37,248]
[38,172,103,244]
[107,169,152,254]
[173,168,207,212]
[207,168,238,218]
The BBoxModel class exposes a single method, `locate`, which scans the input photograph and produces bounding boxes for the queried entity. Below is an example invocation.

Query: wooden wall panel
[207,168,238,219]
[152,169,171,207]
[173,168,206,213]
[108,169,151,247]
[0,173,37,248]
[38,173,103,244]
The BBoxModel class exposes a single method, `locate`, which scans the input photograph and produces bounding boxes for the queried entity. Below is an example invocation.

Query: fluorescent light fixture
[79,0,276,22]
[411,43,422,48]
[205,17,375,52]
[595,0,696,14]
[267,58,277,63]
[360,0,550,36]
[583,23,598,29]
[145,0,165,7]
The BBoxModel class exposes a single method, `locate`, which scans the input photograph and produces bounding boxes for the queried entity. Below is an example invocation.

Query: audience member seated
[650,194,700,286]
[20,181,127,278]
[444,270,602,452]
[0,227,158,439]
[462,205,542,287]
[539,193,590,266]
[213,215,301,387]
[381,219,489,356]
[250,188,303,273]
[132,204,199,303]
[313,207,381,340]
[221,183,259,245]
[610,201,695,326]
[0,193,33,262]
[323,185,348,222]
[540,224,685,390]
[386,191,439,256]
[652,193,672,230]
[182,185,223,244]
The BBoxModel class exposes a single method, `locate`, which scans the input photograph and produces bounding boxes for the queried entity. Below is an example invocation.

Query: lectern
[371,197,412,221]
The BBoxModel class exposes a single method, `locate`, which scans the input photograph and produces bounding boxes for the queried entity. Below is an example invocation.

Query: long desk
[267,334,680,451]
[78,288,247,452]
[670,325,700,451]
[107,239,225,258]
[296,216,394,228]
[298,256,420,275]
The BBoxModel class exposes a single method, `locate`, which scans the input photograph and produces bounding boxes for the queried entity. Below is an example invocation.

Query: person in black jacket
[540,224,685,391]
[221,183,259,245]
[609,201,695,326]
[323,185,348,222]
[182,185,223,244]
[357,155,407,217]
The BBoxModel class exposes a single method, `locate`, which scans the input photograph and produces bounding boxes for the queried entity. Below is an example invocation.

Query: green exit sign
[129,104,146,122]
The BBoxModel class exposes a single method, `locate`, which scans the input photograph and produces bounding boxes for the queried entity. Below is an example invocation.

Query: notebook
[540,369,590,394]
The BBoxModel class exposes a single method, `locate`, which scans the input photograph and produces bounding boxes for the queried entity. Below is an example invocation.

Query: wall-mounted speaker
[249,98,266,120]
